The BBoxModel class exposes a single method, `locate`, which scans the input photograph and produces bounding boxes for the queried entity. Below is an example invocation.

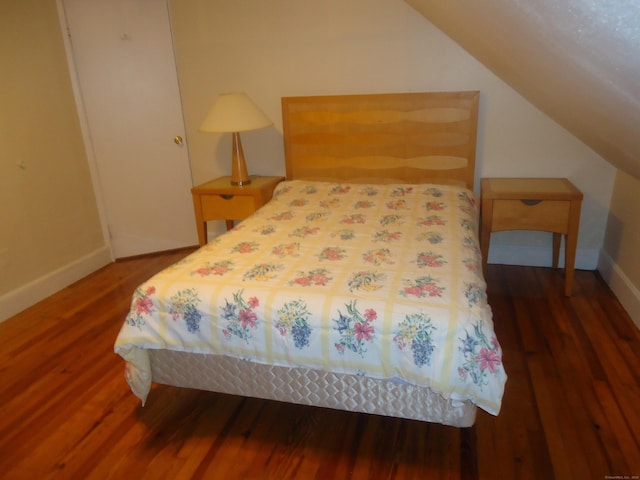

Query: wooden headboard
[281,91,479,190]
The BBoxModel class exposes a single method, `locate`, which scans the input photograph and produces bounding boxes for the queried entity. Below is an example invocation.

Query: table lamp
[200,92,273,186]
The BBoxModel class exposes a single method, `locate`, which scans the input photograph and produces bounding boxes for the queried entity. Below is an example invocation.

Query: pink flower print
[290,226,320,238]
[271,211,294,221]
[364,308,377,321]
[276,185,292,197]
[239,309,257,329]
[424,283,444,296]
[195,263,231,276]
[133,295,153,315]
[310,272,329,286]
[386,199,408,210]
[391,187,413,196]
[319,247,346,261]
[235,242,255,253]
[458,191,476,208]
[354,200,374,209]
[477,348,502,373]
[401,276,444,298]
[373,230,402,243]
[393,335,407,350]
[418,216,446,227]
[331,185,351,194]
[420,254,438,266]
[425,201,445,211]
[354,321,375,342]
[333,300,376,357]
[404,286,424,297]
[248,296,259,308]
[458,367,468,380]
[324,249,341,260]
[272,243,302,257]
[320,198,341,209]
[417,252,445,268]
[341,214,366,224]
[292,268,332,287]
[363,248,393,266]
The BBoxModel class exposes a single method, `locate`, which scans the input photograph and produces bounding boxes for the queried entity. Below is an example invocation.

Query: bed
[114,91,506,428]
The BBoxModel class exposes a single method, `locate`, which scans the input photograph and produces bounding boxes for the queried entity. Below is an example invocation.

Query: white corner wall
[599,170,640,329]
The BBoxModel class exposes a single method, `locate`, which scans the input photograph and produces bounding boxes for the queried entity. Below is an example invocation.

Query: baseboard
[597,251,640,330]
[487,244,599,271]
[0,246,113,323]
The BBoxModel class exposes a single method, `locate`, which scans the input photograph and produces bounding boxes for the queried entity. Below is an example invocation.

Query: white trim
[487,244,599,271]
[597,250,640,330]
[0,247,112,323]
[56,0,113,257]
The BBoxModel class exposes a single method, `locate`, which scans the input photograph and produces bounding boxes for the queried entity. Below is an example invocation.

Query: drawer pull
[220,194,234,200]
[521,199,542,206]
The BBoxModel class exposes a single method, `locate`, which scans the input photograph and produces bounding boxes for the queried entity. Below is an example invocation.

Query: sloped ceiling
[405,0,640,180]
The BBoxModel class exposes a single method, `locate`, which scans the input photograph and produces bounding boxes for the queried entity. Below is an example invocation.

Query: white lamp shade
[200,92,272,133]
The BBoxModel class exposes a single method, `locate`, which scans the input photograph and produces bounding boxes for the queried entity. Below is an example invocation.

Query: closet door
[62,0,197,257]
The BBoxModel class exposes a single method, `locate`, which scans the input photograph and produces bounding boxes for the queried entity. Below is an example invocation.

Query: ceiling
[405,0,640,180]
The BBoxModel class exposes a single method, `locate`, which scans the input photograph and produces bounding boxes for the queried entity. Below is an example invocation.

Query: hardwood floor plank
[490,268,557,479]
[592,380,638,474]
[1,255,639,479]
[526,335,582,479]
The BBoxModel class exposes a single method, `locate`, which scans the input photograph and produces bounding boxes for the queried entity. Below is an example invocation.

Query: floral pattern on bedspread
[115,180,506,415]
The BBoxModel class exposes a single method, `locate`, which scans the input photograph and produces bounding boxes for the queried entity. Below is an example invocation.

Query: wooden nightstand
[191,175,285,245]
[480,178,583,296]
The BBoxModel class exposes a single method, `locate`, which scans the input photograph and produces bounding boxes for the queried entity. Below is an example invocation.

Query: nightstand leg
[196,223,207,246]
[552,233,561,269]
[192,195,207,247]
[564,200,581,296]
[480,199,493,273]
[564,234,577,296]
[225,220,234,231]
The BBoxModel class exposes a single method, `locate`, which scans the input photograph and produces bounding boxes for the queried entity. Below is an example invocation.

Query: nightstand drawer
[201,194,255,220]
[492,199,570,232]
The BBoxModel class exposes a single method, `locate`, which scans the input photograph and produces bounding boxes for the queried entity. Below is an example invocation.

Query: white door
[61,0,197,258]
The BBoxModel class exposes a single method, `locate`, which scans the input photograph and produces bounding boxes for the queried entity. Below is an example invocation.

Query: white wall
[0,1,109,322]
[169,0,614,267]
[600,171,640,329]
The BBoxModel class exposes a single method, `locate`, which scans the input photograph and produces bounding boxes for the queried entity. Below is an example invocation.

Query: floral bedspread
[114,180,506,415]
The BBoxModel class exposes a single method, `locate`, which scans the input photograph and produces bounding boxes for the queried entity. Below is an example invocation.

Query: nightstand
[480,178,583,296]
[191,175,285,245]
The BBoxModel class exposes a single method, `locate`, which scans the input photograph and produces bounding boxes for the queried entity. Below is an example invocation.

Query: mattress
[115,180,506,424]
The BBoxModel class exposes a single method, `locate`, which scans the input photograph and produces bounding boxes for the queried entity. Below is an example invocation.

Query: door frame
[56,0,113,260]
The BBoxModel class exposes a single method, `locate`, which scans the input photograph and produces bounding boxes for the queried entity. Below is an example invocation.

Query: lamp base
[230,132,251,186]
[230,178,252,186]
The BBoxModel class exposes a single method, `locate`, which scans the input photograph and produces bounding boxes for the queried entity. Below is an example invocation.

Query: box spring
[149,349,477,428]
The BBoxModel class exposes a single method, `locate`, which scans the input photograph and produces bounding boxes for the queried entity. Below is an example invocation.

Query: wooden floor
[1,250,639,479]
